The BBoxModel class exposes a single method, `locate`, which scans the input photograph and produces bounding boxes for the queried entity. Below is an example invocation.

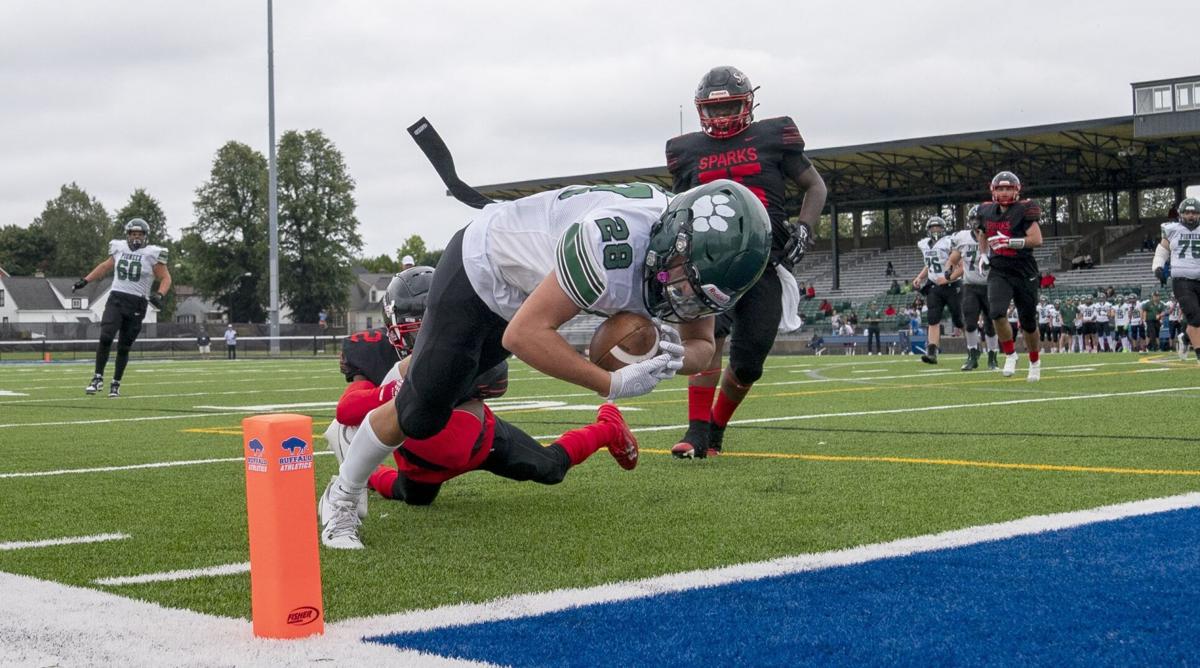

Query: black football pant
[713,268,783,385]
[926,283,964,328]
[95,291,147,381]
[961,283,995,337]
[1174,278,1200,327]
[395,228,510,440]
[386,416,573,506]
[988,270,1039,333]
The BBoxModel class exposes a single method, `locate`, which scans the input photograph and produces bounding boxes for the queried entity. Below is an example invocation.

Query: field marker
[93,562,251,586]
[0,533,129,551]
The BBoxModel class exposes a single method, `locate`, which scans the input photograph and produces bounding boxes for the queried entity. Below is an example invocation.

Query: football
[589,312,660,371]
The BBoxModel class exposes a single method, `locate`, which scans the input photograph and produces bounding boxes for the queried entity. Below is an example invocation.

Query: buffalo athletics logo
[278,436,313,472]
[690,194,736,232]
[246,438,268,473]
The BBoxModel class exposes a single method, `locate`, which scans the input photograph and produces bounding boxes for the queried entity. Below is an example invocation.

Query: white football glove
[606,353,683,401]
[656,324,685,366]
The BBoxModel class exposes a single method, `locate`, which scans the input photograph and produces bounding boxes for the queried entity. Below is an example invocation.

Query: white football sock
[985,335,999,352]
[965,330,980,350]
[334,412,397,500]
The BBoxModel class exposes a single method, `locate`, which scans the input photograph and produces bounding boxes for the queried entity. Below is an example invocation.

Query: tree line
[0,129,442,323]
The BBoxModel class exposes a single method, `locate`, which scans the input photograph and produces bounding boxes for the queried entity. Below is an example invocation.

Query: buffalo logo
[248,438,264,455]
[281,437,307,455]
[690,194,735,233]
[286,606,321,626]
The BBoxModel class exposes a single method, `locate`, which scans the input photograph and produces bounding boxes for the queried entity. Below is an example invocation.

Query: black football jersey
[975,200,1041,278]
[665,116,812,255]
[339,329,400,385]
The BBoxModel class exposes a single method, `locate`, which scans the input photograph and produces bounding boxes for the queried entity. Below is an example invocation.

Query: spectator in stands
[1105,286,1116,299]
[1071,254,1085,270]
[808,332,826,356]
[884,304,897,317]
[1142,234,1156,251]
[885,261,896,277]
[819,298,833,315]
[830,311,842,334]
[1040,270,1056,289]
[888,279,901,295]
[841,320,856,355]
[1083,253,1094,269]
[805,283,816,300]
[900,280,912,294]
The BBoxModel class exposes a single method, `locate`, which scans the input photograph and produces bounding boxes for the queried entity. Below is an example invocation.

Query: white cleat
[1027,360,1041,382]
[320,476,364,549]
[1002,353,1019,377]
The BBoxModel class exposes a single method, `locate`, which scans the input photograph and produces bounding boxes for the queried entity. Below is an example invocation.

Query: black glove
[72,278,88,292]
[149,293,164,309]
[1154,267,1167,286]
[782,221,813,265]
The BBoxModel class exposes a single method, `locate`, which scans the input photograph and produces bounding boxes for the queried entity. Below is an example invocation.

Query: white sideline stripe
[194,401,337,411]
[337,492,1200,636]
[0,452,335,479]
[1057,367,1097,373]
[0,385,342,406]
[94,562,251,586]
[0,533,129,551]
[530,385,1200,439]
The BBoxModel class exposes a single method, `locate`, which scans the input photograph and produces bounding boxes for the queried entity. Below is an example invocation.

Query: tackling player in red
[322,267,640,542]
[665,66,827,458]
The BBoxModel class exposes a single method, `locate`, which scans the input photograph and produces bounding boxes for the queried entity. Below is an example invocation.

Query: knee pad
[727,360,763,386]
[396,392,452,440]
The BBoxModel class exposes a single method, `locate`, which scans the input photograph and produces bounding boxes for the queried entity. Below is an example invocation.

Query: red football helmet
[990,171,1021,206]
[695,66,756,138]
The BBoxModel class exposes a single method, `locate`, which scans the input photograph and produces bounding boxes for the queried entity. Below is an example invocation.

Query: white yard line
[95,562,251,586]
[0,386,343,406]
[0,533,129,551]
[0,410,251,430]
[3,493,1196,666]
[5,386,1197,479]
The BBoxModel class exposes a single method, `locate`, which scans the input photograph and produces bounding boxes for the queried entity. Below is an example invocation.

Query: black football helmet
[967,205,981,227]
[1179,197,1200,230]
[125,218,150,250]
[990,171,1021,205]
[381,265,434,357]
[695,66,757,138]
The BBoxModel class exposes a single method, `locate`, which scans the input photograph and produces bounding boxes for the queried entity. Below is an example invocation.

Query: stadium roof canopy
[475,76,1200,215]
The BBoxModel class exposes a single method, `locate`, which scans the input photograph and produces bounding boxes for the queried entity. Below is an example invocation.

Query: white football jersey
[1080,304,1096,322]
[1051,309,1063,328]
[1129,304,1143,325]
[1094,302,1112,322]
[1037,304,1050,323]
[950,230,986,284]
[460,183,670,321]
[1114,303,1131,326]
[108,240,167,299]
[917,235,956,284]
[1162,222,1200,279]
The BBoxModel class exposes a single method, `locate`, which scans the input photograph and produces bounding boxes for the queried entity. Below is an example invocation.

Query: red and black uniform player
[974,171,1044,380]
[335,367,637,507]
[664,65,827,458]
[333,267,639,506]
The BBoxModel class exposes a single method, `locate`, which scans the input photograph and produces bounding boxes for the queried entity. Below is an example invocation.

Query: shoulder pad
[1020,200,1042,222]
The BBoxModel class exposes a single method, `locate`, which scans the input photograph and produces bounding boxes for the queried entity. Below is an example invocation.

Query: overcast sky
[2,1,1195,256]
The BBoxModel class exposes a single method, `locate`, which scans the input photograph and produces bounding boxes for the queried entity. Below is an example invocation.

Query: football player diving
[324,267,641,521]
[320,179,772,549]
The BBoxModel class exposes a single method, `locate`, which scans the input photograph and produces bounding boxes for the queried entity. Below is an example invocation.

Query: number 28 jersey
[108,240,167,299]
[461,184,669,321]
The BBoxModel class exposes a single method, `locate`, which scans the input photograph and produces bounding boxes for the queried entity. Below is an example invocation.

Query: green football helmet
[643,179,771,322]
[124,218,150,250]
[1179,197,1200,230]
[925,216,948,240]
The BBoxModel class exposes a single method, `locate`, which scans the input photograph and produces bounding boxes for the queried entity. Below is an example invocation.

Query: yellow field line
[641,448,1200,477]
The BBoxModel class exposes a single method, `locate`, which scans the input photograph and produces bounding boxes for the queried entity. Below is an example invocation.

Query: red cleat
[597,402,638,470]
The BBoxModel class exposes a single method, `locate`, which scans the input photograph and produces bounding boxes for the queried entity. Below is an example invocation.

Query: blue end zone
[370,508,1200,666]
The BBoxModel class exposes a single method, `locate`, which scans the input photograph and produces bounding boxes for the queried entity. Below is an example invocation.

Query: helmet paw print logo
[690,194,735,232]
